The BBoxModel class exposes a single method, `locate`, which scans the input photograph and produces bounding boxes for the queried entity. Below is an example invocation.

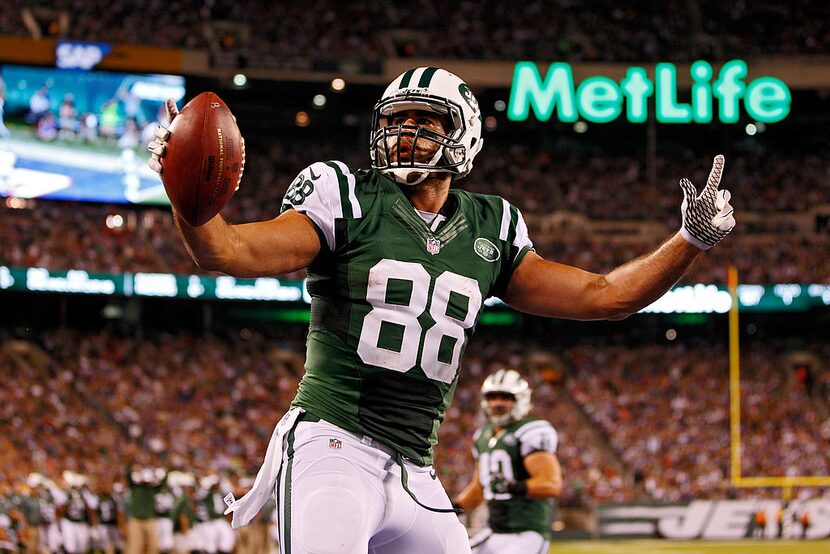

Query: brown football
[162,92,244,226]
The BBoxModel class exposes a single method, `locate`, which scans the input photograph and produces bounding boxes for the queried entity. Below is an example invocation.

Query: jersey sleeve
[491,198,534,298]
[516,420,558,458]
[84,491,99,510]
[471,428,483,460]
[280,161,362,252]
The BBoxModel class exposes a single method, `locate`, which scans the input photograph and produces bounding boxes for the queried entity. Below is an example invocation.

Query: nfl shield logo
[426,237,441,255]
[329,438,342,450]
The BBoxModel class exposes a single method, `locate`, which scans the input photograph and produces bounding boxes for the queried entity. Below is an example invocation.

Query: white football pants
[470,528,550,554]
[274,418,470,554]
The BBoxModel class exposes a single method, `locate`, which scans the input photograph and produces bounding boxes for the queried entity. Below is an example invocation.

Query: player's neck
[400,174,452,213]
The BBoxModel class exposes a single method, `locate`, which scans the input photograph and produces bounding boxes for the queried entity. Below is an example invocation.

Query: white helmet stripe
[398,68,417,89]
[372,67,482,184]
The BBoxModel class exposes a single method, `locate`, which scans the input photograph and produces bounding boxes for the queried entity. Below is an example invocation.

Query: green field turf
[552,539,829,553]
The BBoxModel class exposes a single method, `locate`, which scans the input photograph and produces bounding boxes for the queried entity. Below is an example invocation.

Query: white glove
[679,154,736,250]
[146,98,179,175]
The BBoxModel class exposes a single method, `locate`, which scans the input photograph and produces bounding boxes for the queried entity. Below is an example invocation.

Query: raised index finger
[165,98,180,124]
[705,154,726,192]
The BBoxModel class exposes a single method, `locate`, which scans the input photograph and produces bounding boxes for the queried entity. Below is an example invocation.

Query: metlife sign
[55,41,112,70]
[508,60,791,124]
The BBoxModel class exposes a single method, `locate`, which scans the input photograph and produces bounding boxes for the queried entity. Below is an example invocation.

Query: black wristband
[507,480,528,496]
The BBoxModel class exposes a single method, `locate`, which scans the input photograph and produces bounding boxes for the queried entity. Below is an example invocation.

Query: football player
[154,482,176,554]
[126,465,167,554]
[148,67,735,553]
[193,475,236,554]
[93,479,121,554]
[454,369,562,553]
[58,475,98,554]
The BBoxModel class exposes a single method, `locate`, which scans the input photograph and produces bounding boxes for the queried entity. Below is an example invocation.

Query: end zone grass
[553,539,829,553]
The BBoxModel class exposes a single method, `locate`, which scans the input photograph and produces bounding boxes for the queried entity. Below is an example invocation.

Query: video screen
[0,64,185,204]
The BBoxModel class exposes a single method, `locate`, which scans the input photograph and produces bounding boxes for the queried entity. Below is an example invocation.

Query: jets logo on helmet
[370,67,484,185]
[458,83,479,111]
[481,369,532,426]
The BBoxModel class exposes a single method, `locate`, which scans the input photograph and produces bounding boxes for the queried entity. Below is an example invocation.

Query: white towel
[223,407,304,528]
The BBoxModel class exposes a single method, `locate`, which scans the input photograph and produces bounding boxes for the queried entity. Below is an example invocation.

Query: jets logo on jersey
[474,237,500,262]
[426,237,441,255]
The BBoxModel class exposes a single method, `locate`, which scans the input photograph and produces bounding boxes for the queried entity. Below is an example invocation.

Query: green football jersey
[282,162,534,465]
[0,499,20,551]
[154,487,175,517]
[473,418,559,538]
[171,495,195,533]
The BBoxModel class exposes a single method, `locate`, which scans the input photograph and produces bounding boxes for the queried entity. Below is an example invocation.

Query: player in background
[94,478,121,554]
[169,474,196,554]
[194,475,235,554]
[148,67,735,553]
[454,369,562,553]
[32,477,62,554]
[126,464,167,554]
[59,476,98,554]
[13,481,41,554]
[154,482,176,554]
[0,480,28,554]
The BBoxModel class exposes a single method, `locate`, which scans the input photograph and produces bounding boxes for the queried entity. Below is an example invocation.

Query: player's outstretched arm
[172,209,320,277]
[149,100,321,277]
[505,155,735,320]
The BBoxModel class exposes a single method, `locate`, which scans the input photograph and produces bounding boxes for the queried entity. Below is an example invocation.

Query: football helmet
[480,369,531,426]
[370,67,483,185]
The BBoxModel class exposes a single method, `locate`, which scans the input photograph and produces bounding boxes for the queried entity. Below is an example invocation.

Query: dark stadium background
[1,2,828,550]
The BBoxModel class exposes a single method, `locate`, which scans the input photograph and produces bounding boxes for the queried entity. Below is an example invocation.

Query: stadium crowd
[3,200,827,284]
[0,329,631,552]
[3,1,829,61]
[2,328,828,551]
[565,342,830,503]
[2,138,827,284]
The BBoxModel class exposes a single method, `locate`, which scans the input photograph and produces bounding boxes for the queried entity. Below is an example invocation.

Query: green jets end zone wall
[508,60,791,124]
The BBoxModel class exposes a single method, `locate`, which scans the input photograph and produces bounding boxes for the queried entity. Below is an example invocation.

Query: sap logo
[55,41,112,70]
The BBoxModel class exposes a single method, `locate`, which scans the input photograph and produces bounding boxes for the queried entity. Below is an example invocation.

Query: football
[162,92,244,226]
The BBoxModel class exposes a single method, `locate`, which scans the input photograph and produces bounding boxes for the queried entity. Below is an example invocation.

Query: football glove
[490,475,528,497]
[146,99,178,175]
[679,154,736,250]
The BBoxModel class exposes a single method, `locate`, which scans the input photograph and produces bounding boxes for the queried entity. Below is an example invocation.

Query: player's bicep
[524,451,562,483]
[504,252,616,320]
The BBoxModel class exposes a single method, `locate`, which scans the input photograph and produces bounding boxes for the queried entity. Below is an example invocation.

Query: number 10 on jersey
[357,259,483,384]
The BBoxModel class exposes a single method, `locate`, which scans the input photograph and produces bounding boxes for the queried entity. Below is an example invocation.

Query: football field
[551,539,829,553]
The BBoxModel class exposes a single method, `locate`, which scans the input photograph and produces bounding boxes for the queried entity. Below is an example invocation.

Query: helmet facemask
[483,392,519,428]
